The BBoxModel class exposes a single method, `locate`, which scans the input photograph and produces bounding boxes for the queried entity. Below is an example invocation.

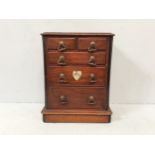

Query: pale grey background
[0,19,154,104]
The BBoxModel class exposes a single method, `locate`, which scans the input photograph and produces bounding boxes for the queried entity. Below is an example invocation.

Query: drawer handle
[88,96,96,105]
[90,73,96,83]
[57,41,66,52]
[88,56,96,66]
[59,95,68,104]
[57,55,66,66]
[59,73,67,83]
[88,41,97,52]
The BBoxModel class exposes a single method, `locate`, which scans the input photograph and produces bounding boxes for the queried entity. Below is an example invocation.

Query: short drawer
[47,66,106,86]
[46,37,76,51]
[46,52,106,66]
[78,37,108,51]
[47,87,106,109]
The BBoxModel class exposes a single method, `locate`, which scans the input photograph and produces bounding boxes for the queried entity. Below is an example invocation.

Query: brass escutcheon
[72,70,82,81]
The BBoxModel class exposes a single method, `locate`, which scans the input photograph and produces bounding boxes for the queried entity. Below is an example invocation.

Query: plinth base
[42,107,112,123]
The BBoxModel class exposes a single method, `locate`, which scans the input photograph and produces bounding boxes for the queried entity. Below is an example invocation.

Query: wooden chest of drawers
[41,32,114,123]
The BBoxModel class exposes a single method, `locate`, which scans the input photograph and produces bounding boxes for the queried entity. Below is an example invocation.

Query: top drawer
[78,37,108,51]
[46,37,76,51]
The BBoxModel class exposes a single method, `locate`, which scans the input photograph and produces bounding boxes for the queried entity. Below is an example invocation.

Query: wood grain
[78,37,108,50]
[47,87,107,109]
[42,107,112,123]
[47,66,107,86]
[41,32,114,123]
[46,51,107,66]
[46,37,76,50]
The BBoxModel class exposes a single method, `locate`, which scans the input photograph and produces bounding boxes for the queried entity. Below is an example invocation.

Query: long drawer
[47,66,107,86]
[47,87,107,109]
[46,52,106,66]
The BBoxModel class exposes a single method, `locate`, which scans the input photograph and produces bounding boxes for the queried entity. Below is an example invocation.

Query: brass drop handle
[88,96,96,105]
[90,73,96,83]
[88,56,96,66]
[59,73,66,83]
[59,95,68,104]
[57,55,66,66]
[88,41,97,52]
[57,41,66,52]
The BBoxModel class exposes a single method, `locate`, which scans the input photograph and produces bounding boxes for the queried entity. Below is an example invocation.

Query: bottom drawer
[47,87,107,110]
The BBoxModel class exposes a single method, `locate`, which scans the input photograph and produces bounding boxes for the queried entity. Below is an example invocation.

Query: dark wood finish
[41,32,114,36]
[41,32,114,123]
[78,37,108,50]
[42,108,112,123]
[47,87,106,109]
[46,37,76,50]
[47,66,106,86]
[46,52,106,66]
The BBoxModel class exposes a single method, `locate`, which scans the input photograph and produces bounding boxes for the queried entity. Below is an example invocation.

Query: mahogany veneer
[41,32,114,123]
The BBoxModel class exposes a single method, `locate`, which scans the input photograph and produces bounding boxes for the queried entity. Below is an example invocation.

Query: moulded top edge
[41,32,115,36]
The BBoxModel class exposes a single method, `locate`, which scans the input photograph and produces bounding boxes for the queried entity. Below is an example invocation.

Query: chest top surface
[41,32,115,36]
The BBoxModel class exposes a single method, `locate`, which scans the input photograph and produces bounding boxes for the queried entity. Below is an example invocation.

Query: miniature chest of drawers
[41,32,114,123]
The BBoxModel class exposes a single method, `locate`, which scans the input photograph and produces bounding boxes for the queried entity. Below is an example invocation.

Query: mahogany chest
[41,32,114,123]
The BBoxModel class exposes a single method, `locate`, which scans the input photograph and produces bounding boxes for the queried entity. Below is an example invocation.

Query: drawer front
[47,66,106,86]
[47,87,106,109]
[78,37,108,51]
[46,52,106,66]
[46,37,76,50]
